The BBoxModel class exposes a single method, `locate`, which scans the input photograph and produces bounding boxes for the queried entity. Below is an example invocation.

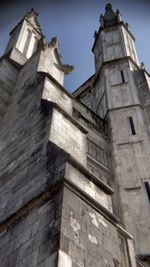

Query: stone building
[0,3,150,267]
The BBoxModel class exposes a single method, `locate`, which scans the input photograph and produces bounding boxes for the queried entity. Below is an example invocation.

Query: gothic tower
[0,4,149,267]
[75,3,150,266]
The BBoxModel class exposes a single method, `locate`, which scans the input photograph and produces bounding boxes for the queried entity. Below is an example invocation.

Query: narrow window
[144,182,150,202]
[23,29,32,56]
[32,36,38,55]
[129,116,136,135]
[120,70,125,83]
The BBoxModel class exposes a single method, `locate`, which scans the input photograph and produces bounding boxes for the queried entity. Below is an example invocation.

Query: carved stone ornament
[38,36,49,50]
[94,31,98,38]
[73,108,81,119]
[48,37,60,49]
[26,7,38,17]
[60,64,74,75]
[140,62,145,69]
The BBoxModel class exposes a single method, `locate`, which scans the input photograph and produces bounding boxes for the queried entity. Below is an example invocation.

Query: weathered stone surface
[60,187,128,267]
[0,3,149,267]
[0,191,62,267]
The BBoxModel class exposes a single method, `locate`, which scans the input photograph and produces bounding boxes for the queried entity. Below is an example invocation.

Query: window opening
[144,182,150,202]
[120,70,125,83]
[128,116,136,135]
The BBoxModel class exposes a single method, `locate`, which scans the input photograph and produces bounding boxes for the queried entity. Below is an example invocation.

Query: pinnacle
[105,2,112,10]
[27,7,38,16]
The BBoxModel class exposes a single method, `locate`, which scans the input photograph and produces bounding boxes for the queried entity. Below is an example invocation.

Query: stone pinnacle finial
[140,62,145,69]
[49,37,60,50]
[29,7,38,16]
[61,64,75,75]
[102,2,121,28]
[38,36,48,50]
[105,3,112,10]
[94,31,98,38]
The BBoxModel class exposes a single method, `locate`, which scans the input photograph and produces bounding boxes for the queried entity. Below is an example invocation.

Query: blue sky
[0,0,150,92]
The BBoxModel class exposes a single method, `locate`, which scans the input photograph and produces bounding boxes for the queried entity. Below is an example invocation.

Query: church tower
[0,4,150,267]
[75,3,150,266]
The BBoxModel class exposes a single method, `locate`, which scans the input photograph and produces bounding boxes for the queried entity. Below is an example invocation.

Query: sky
[0,0,150,92]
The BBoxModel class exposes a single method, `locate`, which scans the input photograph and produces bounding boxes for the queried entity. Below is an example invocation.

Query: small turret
[5,8,43,65]
[100,3,122,29]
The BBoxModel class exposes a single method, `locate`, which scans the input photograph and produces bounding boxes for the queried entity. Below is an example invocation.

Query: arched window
[23,29,32,56]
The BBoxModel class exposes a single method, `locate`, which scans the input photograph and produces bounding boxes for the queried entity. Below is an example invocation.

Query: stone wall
[42,76,73,114]
[49,107,87,166]
[0,58,18,121]
[108,106,150,255]
[134,69,150,138]
[60,187,130,267]
[0,190,62,267]
[0,73,51,223]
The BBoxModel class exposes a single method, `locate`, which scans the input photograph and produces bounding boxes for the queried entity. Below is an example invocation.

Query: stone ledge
[41,99,88,134]
[64,178,118,225]
[0,53,21,69]
[87,153,112,173]
[0,180,64,233]
[0,175,131,243]
[116,224,133,240]
[64,178,133,240]
[138,255,150,261]
[104,103,143,121]
[39,71,74,99]
[67,155,114,195]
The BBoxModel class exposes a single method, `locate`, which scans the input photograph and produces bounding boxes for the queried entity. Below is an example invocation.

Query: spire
[25,7,43,35]
[105,2,112,10]
[100,3,122,28]
[30,7,38,15]
[10,7,43,37]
